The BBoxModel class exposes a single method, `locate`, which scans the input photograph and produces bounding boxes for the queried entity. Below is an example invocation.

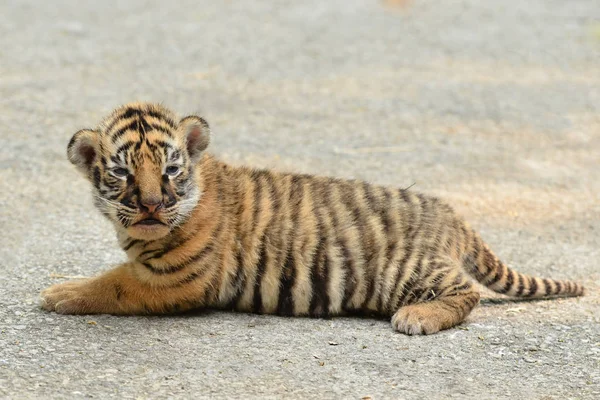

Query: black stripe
[216,173,226,204]
[499,268,515,294]
[400,252,425,306]
[380,188,393,233]
[107,192,121,201]
[145,139,164,163]
[361,183,389,309]
[145,110,176,128]
[250,173,264,235]
[469,239,485,280]
[427,267,449,296]
[516,273,526,296]
[175,174,193,197]
[309,236,329,317]
[113,106,143,122]
[452,282,472,293]
[250,171,279,314]
[93,166,101,189]
[388,258,408,311]
[483,248,502,286]
[338,240,356,312]
[264,172,280,213]
[143,243,213,274]
[224,177,254,311]
[225,250,246,310]
[276,176,303,315]
[146,124,174,138]
[322,183,353,312]
[486,262,504,286]
[327,186,355,312]
[446,217,460,253]
[103,111,135,136]
[138,249,163,260]
[385,192,415,311]
[110,120,140,143]
[337,183,370,310]
[542,278,553,296]
[390,255,415,306]
[554,281,562,295]
[377,190,397,308]
[277,243,296,316]
[103,117,122,136]
[528,278,538,296]
[111,118,152,143]
[115,140,137,155]
[460,224,472,259]
[388,195,422,311]
[362,181,379,210]
[464,293,478,308]
[360,253,376,309]
[122,239,142,251]
[161,145,177,163]
[252,242,268,313]
[168,259,216,288]
[307,180,331,317]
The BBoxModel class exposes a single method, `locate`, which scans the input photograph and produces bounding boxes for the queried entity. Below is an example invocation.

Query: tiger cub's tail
[462,231,584,298]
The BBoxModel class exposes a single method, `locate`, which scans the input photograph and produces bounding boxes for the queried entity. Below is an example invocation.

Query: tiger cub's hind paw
[391,291,480,335]
[392,303,444,335]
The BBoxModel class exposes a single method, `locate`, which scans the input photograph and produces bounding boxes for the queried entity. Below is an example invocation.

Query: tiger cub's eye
[112,167,129,178]
[166,165,180,176]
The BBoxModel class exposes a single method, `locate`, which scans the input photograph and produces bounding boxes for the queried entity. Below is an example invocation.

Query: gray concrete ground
[1,0,599,398]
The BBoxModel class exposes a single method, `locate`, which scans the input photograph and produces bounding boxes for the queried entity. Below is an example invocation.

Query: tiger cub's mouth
[127,215,171,240]
[134,218,165,226]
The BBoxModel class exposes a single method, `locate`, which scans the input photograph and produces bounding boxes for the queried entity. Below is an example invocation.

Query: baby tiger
[41,102,584,335]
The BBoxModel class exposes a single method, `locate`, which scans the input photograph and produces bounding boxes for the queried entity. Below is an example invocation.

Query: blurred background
[2,0,599,269]
[1,1,599,398]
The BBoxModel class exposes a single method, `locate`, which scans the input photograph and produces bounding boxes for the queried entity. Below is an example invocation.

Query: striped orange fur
[41,102,585,335]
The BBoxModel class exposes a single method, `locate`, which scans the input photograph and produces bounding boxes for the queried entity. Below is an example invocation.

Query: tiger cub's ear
[67,129,100,175]
[179,116,211,163]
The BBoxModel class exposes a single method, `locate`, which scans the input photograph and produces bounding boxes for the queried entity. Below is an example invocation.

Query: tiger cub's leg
[391,265,480,335]
[41,263,200,315]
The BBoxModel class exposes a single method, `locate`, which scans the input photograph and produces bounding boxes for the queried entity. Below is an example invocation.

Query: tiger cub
[41,102,584,335]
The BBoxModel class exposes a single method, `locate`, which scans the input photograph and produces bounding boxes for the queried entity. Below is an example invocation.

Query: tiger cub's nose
[140,198,163,214]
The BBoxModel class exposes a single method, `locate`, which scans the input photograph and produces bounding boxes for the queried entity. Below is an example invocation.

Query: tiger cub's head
[67,102,210,241]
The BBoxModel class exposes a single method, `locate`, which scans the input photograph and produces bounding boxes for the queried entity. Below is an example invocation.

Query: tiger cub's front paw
[41,279,116,315]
